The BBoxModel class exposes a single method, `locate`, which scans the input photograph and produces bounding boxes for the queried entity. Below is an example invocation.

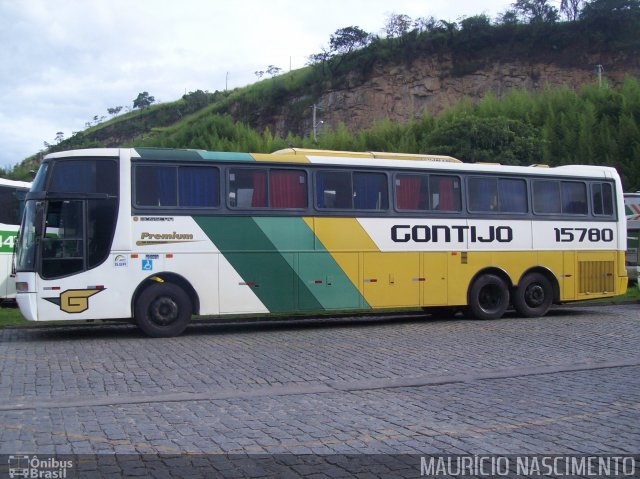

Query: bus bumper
[15,273,37,321]
[16,293,37,321]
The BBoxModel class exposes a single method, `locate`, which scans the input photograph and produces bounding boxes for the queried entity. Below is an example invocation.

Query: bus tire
[134,283,192,337]
[468,274,509,320]
[513,272,553,318]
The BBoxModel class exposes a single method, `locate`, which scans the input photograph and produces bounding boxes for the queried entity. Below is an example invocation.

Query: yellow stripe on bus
[303,217,379,300]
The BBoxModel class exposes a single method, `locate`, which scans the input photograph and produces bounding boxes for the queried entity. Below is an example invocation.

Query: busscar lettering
[391,224,513,243]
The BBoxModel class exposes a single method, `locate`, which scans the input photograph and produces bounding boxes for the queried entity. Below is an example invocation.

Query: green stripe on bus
[196,151,255,161]
[193,216,367,312]
[134,148,204,160]
[253,217,368,310]
[194,216,322,312]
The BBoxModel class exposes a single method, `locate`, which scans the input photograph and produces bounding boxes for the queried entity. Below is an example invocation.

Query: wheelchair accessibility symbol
[142,259,153,271]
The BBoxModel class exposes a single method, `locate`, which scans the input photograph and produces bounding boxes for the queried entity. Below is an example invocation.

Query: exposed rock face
[266,49,639,138]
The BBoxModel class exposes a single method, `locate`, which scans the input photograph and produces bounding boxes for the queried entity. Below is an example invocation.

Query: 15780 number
[553,227,614,243]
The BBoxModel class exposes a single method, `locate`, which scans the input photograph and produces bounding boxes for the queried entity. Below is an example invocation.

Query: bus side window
[353,172,388,210]
[592,182,614,216]
[499,178,527,213]
[468,177,497,212]
[533,180,561,214]
[561,181,588,215]
[270,170,307,209]
[316,171,351,209]
[135,165,177,207]
[179,166,219,208]
[396,174,428,210]
[229,169,267,208]
[430,175,461,211]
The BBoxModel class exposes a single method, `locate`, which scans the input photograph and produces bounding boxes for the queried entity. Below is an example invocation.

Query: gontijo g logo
[44,288,105,314]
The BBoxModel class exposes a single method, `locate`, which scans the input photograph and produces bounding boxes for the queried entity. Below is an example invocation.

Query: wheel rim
[478,283,504,312]
[524,283,545,308]
[149,296,179,326]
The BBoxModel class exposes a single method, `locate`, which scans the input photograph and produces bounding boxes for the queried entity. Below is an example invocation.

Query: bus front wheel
[135,283,192,337]
[512,272,553,318]
[467,274,509,320]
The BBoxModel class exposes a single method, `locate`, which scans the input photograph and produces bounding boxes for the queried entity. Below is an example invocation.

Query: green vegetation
[133,79,640,190]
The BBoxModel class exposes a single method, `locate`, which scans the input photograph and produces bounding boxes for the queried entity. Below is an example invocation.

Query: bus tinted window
[228,168,307,209]
[592,182,614,216]
[229,169,267,208]
[533,180,561,214]
[430,175,461,211]
[136,166,177,207]
[468,177,526,213]
[396,174,428,210]
[136,165,219,208]
[316,171,387,210]
[499,178,527,213]
[316,171,352,209]
[50,160,117,195]
[354,172,388,210]
[0,186,26,224]
[561,181,587,215]
[395,174,461,212]
[468,177,497,212]
[269,170,307,209]
[179,166,220,207]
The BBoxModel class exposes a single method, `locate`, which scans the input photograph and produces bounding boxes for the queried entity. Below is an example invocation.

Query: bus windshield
[15,200,37,272]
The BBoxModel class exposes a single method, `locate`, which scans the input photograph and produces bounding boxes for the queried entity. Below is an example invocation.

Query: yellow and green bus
[15,148,627,336]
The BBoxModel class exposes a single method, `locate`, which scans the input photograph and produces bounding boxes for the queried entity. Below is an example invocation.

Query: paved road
[1,304,639,477]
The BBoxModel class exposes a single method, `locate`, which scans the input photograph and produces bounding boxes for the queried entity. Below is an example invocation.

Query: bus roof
[0,177,31,189]
[43,147,620,179]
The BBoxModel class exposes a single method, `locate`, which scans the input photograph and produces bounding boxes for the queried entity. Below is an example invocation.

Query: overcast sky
[0,0,512,169]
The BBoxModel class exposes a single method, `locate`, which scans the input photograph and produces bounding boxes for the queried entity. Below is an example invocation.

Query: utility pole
[312,104,324,142]
[596,64,604,88]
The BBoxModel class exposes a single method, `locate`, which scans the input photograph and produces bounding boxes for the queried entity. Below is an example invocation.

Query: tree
[513,0,559,23]
[133,91,155,110]
[413,16,438,33]
[580,0,640,20]
[107,106,123,116]
[329,26,371,55]
[497,9,521,24]
[459,14,492,34]
[266,65,282,77]
[560,0,583,20]
[384,13,413,38]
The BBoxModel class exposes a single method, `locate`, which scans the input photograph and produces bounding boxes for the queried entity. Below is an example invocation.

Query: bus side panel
[297,252,363,310]
[0,253,10,299]
[562,251,576,301]
[422,252,448,306]
[363,252,420,307]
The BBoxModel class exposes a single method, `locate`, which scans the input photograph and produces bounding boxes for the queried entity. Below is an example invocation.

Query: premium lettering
[140,232,194,240]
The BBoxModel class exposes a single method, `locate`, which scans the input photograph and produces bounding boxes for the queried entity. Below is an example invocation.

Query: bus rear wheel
[135,283,192,337]
[513,272,553,318]
[468,274,509,320]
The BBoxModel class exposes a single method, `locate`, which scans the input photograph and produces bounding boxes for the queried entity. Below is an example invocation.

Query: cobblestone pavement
[1,304,639,477]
